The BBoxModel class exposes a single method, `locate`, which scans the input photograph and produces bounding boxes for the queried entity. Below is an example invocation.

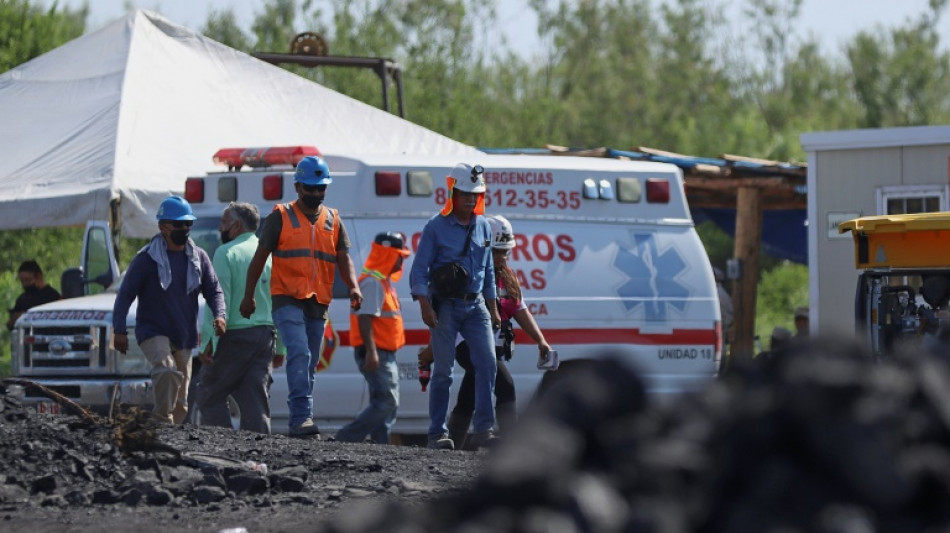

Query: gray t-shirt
[356,277,384,317]
[259,203,351,318]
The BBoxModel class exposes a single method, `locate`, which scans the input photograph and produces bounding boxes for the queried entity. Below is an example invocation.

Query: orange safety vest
[349,271,405,351]
[270,202,339,305]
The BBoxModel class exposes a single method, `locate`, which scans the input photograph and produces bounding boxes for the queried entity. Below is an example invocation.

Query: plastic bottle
[244,460,268,475]
[418,362,431,392]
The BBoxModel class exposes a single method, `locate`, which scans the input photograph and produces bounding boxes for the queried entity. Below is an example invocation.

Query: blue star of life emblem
[613,233,690,320]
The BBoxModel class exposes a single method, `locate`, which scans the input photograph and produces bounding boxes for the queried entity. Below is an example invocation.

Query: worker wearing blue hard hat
[242,155,362,437]
[113,195,226,424]
[155,195,198,222]
[294,155,333,186]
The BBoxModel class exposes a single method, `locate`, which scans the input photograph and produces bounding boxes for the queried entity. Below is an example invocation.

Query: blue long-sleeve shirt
[410,212,496,300]
[113,242,225,350]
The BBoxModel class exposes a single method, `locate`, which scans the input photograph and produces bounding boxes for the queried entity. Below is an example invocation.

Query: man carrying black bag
[410,163,501,450]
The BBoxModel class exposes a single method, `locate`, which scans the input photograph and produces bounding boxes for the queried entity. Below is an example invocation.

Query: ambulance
[12,146,722,433]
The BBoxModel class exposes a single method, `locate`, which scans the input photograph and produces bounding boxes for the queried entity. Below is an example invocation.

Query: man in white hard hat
[410,163,502,450]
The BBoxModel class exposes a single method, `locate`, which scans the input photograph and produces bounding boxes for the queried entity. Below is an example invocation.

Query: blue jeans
[272,305,326,429]
[429,297,496,437]
[335,346,399,444]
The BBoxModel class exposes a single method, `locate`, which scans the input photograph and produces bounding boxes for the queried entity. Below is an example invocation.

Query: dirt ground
[9,339,950,533]
[0,394,485,533]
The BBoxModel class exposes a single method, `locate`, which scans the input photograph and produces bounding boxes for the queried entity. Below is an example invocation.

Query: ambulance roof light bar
[213,146,321,171]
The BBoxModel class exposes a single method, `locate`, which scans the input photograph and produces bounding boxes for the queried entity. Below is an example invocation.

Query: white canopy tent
[0,10,480,237]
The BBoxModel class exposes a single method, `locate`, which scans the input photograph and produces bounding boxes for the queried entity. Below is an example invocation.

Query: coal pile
[316,338,950,533]
[0,381,483,532]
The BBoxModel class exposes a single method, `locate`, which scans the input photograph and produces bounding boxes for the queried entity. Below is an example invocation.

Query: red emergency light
[185,178,205,203]
[646,178,670,203]
[212,146,321,170]
[262,174,283,201]
[375,171,402,196]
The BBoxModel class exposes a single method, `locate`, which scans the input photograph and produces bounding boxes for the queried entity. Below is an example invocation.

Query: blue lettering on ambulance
[613,233,689,320]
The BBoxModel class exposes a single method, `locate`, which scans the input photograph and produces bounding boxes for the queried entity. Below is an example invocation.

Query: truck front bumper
[15,377,153,415]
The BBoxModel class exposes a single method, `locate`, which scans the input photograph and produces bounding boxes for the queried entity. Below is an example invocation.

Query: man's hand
[418,297,438,328]
[199,343,214,366]
[349,287,363,311]
[272,354,285,369]
[418,344,434,366]
[363,348,380,373]
[6,310,23,330]
[213,317,227,336]
[114,333,129,354]
[239,296,256,319]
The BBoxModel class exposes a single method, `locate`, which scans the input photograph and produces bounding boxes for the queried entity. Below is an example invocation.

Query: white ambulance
[12,146,722,434]
[183,146,723,433]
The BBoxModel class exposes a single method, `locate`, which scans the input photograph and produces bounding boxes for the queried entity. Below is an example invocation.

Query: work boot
[427,433,454,450]
[446,412,472,451]
[290,418,321,438]
[466,429,498,450]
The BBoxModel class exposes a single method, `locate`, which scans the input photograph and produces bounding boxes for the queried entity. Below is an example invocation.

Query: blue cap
[294,156,332,186]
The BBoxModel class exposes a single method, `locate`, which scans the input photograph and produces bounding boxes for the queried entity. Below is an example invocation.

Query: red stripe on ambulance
[337,328,716,347]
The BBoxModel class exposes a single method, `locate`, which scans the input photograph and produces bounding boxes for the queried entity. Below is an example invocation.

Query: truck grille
[20,326,108,374]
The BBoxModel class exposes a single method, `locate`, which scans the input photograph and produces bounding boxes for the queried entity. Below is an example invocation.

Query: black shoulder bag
[430,220,476,299]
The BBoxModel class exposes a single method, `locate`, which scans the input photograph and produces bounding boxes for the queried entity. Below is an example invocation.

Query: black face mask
[220,230,234,244]
[170,229,190,246]
[23,284,38,295]
[300,194,323,209]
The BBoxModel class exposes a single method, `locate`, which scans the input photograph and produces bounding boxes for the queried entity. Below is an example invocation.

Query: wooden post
[731,186,763,364]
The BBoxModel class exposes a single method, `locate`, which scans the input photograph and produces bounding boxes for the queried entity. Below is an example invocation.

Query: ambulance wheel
[532,359,598,401]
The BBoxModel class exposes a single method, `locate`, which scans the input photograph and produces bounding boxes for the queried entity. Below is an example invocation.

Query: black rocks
[311,340,950,533]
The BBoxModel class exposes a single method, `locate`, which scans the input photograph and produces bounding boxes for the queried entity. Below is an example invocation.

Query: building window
[877,185,948,215]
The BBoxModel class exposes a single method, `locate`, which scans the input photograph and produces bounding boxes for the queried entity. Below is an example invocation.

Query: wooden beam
[636,146,692,158]
[693,163,729,175]
[545,145,608,157]
[688,198,806,210]
[719,153,785,166]
[721,153,806,167]
[685,176,791,190]
[730,186,764,365]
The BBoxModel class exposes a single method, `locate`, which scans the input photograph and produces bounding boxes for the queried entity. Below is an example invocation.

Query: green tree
[846,0,950,127]
[0,0,87,73]
[202,8,252,50]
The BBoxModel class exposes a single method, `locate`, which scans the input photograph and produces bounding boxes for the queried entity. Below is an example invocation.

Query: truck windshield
[191,217,223,258]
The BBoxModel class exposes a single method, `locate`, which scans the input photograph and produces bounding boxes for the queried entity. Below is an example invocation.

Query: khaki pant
[140,336,192,424]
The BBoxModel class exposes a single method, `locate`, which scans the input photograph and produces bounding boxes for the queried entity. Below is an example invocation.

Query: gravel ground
[0,392,484,533]
[9,338,950,533]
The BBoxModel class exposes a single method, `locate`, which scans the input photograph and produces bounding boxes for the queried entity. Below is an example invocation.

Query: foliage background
[3,0,949,371]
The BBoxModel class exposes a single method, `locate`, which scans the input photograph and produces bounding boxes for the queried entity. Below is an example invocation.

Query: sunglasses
[162,220,193,228]
[301,184,327,193]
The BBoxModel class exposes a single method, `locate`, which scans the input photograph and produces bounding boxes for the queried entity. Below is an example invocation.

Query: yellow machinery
[840,212,950,357]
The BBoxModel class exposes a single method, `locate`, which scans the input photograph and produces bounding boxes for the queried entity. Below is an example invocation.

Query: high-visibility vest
[349,272,405,351]
[270,202,339,304]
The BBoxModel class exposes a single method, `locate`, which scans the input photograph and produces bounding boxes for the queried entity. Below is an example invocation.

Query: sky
[47,0,950,59]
